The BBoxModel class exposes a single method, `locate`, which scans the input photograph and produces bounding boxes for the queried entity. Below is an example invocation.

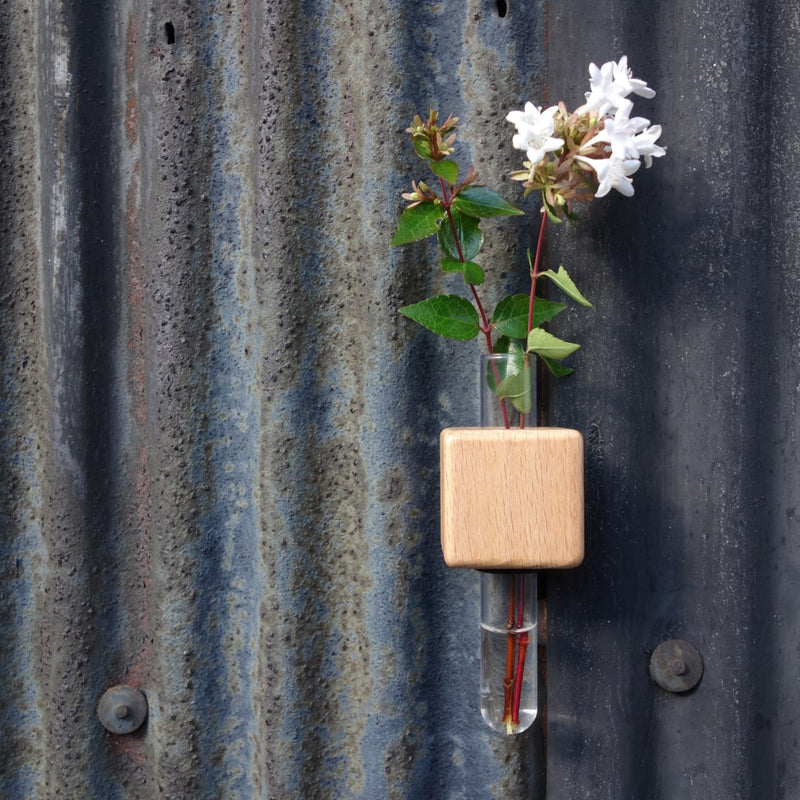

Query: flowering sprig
[391,59,664,397]
[391,59,665,735]
[390,110,591,404]
[508,55,665,220]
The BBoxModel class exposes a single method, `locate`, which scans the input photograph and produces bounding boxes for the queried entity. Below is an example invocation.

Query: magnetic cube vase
[440,427,585,569]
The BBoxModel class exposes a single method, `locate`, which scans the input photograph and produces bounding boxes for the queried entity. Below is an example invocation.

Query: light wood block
[440,427,584,569]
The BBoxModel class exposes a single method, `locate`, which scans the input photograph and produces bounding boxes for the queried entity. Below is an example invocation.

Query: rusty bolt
[97,686,148,735]
[649,640,703,694]
[671,660,687,676]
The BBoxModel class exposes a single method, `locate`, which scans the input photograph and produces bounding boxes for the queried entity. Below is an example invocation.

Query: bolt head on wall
[649,640,704,694]
[97,685,148,735]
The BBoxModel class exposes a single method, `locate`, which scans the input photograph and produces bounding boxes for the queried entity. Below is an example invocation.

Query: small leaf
[461,261,485,285]
[485,338,526,394]
[440,257,464,273]
[438,208,484,261]
[539,266,593,307]
[440,258,485,286]
[497,366,533,414]
[453,186,524,218]
[539,355,574,377]
[390,203,445,247]
[492,295,530,339]
[533,297,568,327]
[542,195,564,224]
[412,139,433,160]
[429,160,459,184]
[526,327,580,360]
[399,295,480,340]
[492,295,568,338]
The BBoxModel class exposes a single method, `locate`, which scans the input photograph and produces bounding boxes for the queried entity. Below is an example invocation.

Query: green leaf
[390,203,446,247]
[497,366,533,414]
[539,355,574,377]
[440,257,463,273]
[398,295,480,340]
[492,295,568,338]
[453,186,524,218]
[483,343,533,414]
[438,208,484,261]
[485,338,526,394]
[526,327,580,360]
[542,194,564,224]
[492,295,530,339]
[533,297,568,327]
[429,160,459,184]
[461,261,485,285]
[412,138,433,160]
[493,336,526,357]
[539,266,592,307]
[441,257,485,286]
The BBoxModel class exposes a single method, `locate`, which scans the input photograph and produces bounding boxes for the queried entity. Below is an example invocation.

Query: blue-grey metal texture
[1,0,798,799]
[1,0,545,798]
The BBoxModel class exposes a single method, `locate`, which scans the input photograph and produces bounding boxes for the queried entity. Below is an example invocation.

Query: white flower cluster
[506,103,565,167]
[507,56,665,202]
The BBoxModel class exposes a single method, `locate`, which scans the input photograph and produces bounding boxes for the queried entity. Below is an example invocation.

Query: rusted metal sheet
[1,0,546,797]
[5,0,797,797]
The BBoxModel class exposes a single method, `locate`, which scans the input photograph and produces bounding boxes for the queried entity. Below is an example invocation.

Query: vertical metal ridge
[4,1,547,797]
[0,1,48,795]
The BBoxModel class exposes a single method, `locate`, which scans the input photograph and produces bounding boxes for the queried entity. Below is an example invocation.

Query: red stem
[503,218,547,725]
[439,176,510,429]
[510,572,530,726]
[527,211,548,334]
[502,577,516,721]
[511,630,530,725]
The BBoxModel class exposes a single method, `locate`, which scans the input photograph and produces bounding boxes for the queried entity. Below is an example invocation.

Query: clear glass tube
[480,571,538,734]
[480,351,535,428]
[478,352,538,734]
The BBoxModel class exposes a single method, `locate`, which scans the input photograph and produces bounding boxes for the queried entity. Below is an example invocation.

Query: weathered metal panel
[1,0,547,798]
[545,0,800,798]
[4,0,798,796]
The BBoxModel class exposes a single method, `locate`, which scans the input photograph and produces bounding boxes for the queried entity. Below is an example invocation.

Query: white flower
[579,102,665,169]
[575,154,641,198]
[506,102,565,165]
[582,102,650,158]
[632,124,666,167]
[581,56,656,116]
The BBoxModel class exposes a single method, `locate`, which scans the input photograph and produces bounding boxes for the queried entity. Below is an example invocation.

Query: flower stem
[510,573,529,725]
[438,176,511,429]
[499,219,547,724]
[527,210,547,336]
[518,212,547,431]
[500,572,532,732]
[502,576,516,721]
[511,631,530,726]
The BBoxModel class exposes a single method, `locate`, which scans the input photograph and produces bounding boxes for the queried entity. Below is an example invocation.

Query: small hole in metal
[164,21,175,45]
[496,0,508,17]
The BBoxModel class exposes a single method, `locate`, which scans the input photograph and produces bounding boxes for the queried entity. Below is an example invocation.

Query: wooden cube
[440,427,584,569]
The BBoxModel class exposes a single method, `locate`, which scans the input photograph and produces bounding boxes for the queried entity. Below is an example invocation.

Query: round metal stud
[97,685,148,734]
[649,639,704,693]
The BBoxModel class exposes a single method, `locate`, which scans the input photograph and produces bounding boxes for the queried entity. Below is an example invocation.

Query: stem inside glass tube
[480,570,538,734]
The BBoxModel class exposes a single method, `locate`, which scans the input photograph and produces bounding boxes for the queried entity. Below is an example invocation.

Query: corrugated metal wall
[545,0,800,798]
[2,1,544,798]
[1,0,798,798]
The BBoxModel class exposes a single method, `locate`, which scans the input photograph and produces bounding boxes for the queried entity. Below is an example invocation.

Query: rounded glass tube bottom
[480,570,538,734]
